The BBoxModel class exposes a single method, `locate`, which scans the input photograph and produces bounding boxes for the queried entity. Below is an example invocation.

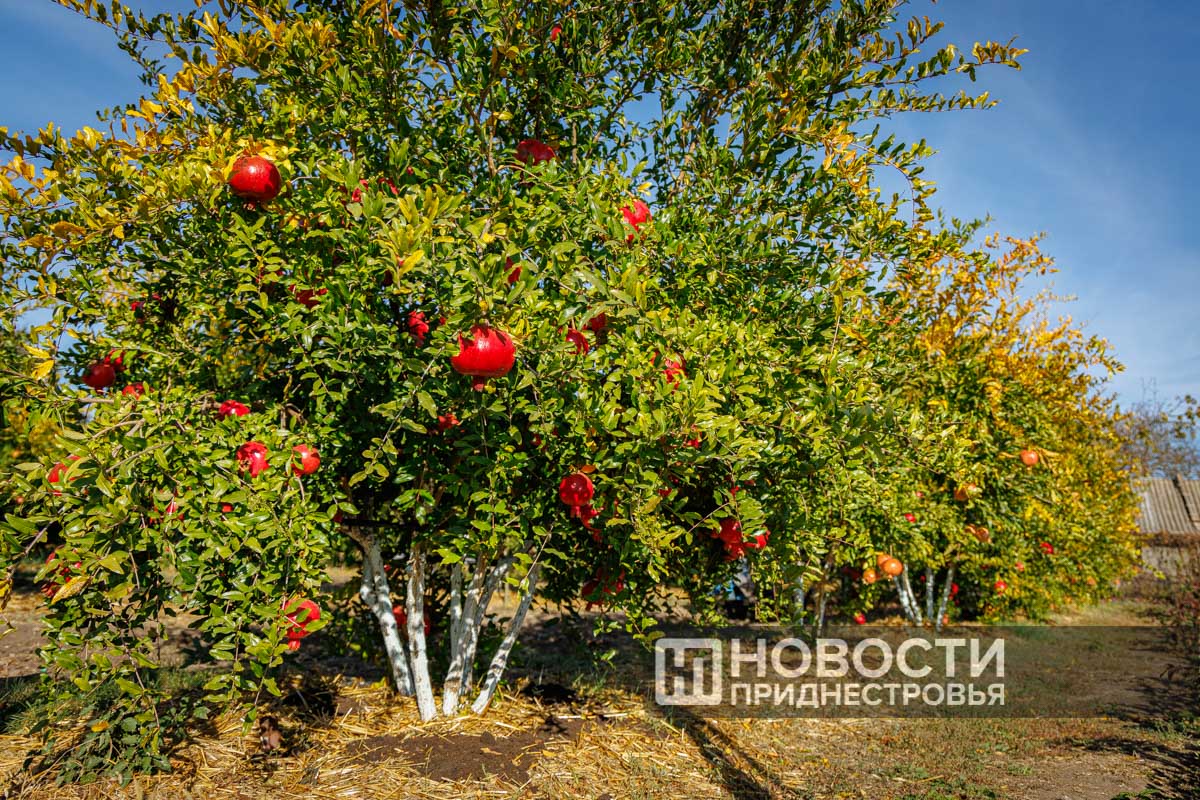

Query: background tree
[1118,392,1200,479]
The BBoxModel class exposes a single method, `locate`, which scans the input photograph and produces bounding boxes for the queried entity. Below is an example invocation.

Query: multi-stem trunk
[350,529,413,696]
[471,563,540,714]
[357,538,535,719]
[934,564,956,632]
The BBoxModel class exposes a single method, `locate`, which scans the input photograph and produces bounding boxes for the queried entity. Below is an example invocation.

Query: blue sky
[1,0,1197,405]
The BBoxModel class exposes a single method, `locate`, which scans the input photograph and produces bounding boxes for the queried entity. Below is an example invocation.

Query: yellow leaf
[402,250,425,270]
[31,360,54,380]
[22,343,49,360]
[51,574,90,604]
[50,221,87,239]
[91,720,110,732]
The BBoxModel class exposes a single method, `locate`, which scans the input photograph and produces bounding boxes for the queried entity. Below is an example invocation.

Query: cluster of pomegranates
[874,552,904,578]
[711,518,769,561]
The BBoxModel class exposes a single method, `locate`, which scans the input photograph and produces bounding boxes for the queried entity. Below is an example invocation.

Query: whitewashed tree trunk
[441,562,465,715]
[891,576,912,622]
[406,547,438,721]
[471,564,540,714]
[935,564,956,632]
[793,577,806,625]
[443,558,486,715]
[813,589,828,636]
[459,556,513,699]
[352,531,413,695]
[899,568,923,624]
[924,567,935,621]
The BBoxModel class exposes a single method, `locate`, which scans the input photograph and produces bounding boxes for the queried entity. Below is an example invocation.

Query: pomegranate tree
[0,0,1133,783]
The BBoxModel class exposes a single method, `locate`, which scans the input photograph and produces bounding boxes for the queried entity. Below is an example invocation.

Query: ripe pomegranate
[950,582,959,596]
[292,444,319,476]
[994,579,1008,594]
[237,441,270,478]
[450,325,516,390]
[218,400,251,419]
[105,350,126,372]
[408,311,430,346]
[972,525,992,544]
[82,361,116,391]
[1020,449,1040,467]
[954,483,978,502]
[880,558,903,577]
[392,605,432,637]
[661,357,685,386]
[220,503,234,514]
[290,285,328,308]
[436,413,459,432]
[746,529,770,550]
[121,382,146,398]
[516,139,556,165]
[1039,541,1054,555]
[585,313,608,334]
[712,518,749,560]
[559,473,595,517]
[228,155,282,203]
[565,328,589,355]
[1014,561,1025,572]
[862,568,877,585]
[284,598,321,651]
[903,512,916,523]
[621,199,651,241]
[506,257,521,284]
[48,456,81,496]
[853,612,867,625]
[549,24,562,42]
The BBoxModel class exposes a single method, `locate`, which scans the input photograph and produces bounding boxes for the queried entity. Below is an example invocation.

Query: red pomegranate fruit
[621,199,651,241]
[408,311,430,345]
[292,444,319,476]
[228,155,282,203]
[284,598,321,651]
[516,139,556,166]
[237,441,270,478]
[450,325,516,390]
[82,362,116,391]
[392,605,432,637]
[565,328,589,355]
[559,473,595,518]
[218,400,251,419]
[290,285,327,308]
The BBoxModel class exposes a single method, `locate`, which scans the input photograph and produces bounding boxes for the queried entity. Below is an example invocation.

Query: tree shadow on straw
[662,707,800,800]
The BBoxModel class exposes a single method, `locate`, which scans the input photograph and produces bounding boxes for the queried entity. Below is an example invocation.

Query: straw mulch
[1,673,853,800]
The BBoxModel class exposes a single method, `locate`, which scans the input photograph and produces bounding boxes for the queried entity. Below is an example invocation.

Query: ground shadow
[513,615,803,799]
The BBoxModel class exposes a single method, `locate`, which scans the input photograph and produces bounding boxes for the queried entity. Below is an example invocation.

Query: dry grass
[0,601,1192,799]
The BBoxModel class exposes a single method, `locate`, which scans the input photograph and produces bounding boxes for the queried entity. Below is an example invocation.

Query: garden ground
[1,576,1196,800]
